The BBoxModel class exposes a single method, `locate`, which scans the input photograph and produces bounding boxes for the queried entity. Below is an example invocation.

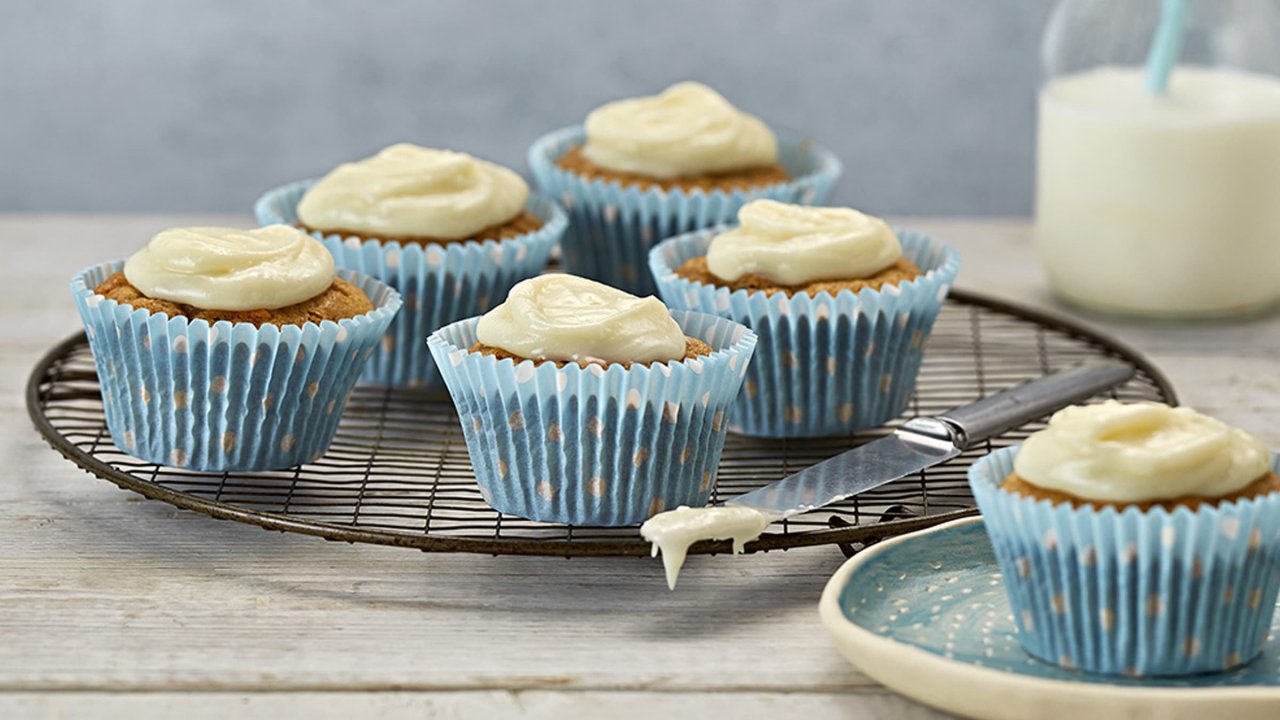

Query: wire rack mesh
[28,290,1174,557]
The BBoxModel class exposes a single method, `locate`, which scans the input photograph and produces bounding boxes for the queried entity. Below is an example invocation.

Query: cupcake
[71,225,400,471]
[528,81,841,295]
[427,274,757,526]
[970,401,1280,676]
[255,143,567,387]
[650,199,961,438]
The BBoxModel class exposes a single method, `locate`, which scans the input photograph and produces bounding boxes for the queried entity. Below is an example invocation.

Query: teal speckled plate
[819,517,1280,720]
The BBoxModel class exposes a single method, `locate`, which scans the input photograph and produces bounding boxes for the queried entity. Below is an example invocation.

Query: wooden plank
[0,690,952,720]
[2,214,1276,718]
[0,443,859,691]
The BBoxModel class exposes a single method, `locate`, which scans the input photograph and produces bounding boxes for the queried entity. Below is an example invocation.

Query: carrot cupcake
[650,199,961,438]
[528,81,841,295]
[255,144,567,387]
[71,225,400,471]
[428,274,756,526]
[970,401,1280,676]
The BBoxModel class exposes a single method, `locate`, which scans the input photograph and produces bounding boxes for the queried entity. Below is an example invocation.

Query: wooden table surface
[3,215,1278,719]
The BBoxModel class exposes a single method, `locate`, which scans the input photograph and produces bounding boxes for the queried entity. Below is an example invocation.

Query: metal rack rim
[26,288,1177,558]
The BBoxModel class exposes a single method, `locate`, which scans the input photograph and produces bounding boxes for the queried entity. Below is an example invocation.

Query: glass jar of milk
[1037,0,1280,317]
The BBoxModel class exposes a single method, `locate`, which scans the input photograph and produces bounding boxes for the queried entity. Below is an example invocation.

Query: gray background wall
[1,0,1053,215]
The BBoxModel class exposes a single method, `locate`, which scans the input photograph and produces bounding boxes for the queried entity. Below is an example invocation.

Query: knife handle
[937,362,1135,449]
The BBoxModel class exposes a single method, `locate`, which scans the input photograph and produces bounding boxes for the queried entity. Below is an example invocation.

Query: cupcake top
[124,225,336,311]
[1014,401,1271,504]
[706,199,902,285]
[475,274,686,365]
[297,144,529,239]
[582,82,778,179]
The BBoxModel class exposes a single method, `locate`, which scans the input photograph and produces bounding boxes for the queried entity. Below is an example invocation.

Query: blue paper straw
[1144,0,1191,94]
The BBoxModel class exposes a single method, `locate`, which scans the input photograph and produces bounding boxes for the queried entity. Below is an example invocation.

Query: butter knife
[726,361,1135,518]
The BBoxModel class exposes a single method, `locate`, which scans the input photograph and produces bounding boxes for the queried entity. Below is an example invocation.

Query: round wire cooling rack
[28,290,1175,559]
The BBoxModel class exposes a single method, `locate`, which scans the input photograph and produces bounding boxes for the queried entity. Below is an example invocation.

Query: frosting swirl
[475,275,686,365]
[297,144,529,239]
[706,199,902,285]
[1014,401,1272,503]
[582,82,778,178]
[123,225,336,311]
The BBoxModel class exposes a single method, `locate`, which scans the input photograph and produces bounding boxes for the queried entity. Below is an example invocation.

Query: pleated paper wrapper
[528,125,841,295]
[429,310,756,526]
[256,182,566,388]
[72,262,401,472]
[650,227,961,438]
[971,446,1280,677]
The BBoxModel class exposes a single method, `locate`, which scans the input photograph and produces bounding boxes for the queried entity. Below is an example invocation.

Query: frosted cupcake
[528,82,841,295]
[255,144,567,387]
[650,199,961,438]
[970,402,1280,676]
[71,225,400,471]
[428,274,756,526]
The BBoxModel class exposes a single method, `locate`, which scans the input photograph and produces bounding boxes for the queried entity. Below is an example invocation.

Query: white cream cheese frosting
[297,143,529,240]
[1013,401,1272,503]
[640,505,778,589]
[475,274,686,365]
[123,225,336,311]
[582,81,779,178]
[706,199,903,285]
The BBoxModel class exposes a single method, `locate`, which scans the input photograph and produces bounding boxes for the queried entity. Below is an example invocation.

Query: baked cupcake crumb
[94,271,374,327]
[556,146,789,192]
[674,255,922,297]
[469,337,712,370]
[1000,471,1280,512]
[299,211,542,246]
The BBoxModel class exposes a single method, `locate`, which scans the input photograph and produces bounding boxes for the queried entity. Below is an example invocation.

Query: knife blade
[726,361,1135,518]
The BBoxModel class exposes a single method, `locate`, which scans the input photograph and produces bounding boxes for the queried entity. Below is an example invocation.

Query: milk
[1035,66,1280,317]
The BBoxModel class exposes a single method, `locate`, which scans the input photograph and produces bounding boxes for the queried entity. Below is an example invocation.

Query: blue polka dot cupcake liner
[71,261,402,472]
[255,181,567,388]
[970,446,1280,677]
[648,226,960,438]
[427,310,757,526]
[527,125,841,296]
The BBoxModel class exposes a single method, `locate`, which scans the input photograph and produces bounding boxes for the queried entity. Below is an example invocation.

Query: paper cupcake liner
[527,125,841,296]
[71,262,401,472]
[255,182,566,388]
[971,446,1280,677]
[428,310,757,526]
[649,227,960,438]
